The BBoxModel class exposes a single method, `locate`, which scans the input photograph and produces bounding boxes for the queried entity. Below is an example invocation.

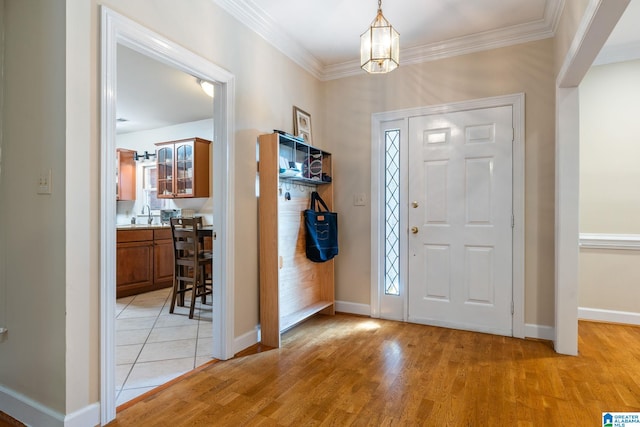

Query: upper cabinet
[116,148,136,201]
[155,137,211,199]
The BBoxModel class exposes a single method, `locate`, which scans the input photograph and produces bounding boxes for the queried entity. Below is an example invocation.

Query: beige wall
[579,251,640,313]
[323,39,557,327]
[580,60,640,233]
[0,0,325,417]
[578,59,640,313]
[0,0,67,413]
[0,0,5,335]
[554,0,590,74]
[0,0,598,421]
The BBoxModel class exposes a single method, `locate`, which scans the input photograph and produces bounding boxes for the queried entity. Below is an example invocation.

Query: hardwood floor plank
[108,315,640,426]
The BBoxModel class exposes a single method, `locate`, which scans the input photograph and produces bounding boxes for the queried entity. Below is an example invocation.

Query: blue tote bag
[304,191,338,263]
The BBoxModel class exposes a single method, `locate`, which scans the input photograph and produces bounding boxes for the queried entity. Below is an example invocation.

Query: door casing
[100,7,236,424]
[370,93,525,338]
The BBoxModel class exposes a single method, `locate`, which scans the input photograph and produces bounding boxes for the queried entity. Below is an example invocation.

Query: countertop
[117,224,170,230]
[116,224,213,230]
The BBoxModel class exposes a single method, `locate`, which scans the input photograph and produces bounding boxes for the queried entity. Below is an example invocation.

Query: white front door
[407,106,513,336]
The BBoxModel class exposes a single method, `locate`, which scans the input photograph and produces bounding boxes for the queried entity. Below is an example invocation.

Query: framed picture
[293,106,313,144]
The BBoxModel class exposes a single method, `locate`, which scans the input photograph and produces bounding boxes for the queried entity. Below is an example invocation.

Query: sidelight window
[384,129,400,296]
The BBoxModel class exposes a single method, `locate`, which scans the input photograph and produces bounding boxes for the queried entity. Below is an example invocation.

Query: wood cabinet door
[174,141,195,197]
[156,145,174,198]
[154,238,174,288]
[116,240,154,298]
[116,149,136,201]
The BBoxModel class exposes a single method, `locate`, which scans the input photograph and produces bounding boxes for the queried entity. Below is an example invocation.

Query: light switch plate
[353,193,366,206]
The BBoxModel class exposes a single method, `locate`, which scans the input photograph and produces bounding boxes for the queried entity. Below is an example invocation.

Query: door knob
[411,226,419,234]
[412,201,419,208]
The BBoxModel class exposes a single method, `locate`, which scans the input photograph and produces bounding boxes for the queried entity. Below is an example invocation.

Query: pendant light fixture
[360,0,399,74]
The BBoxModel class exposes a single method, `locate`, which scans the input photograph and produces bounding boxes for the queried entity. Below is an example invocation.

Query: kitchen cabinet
[257,132,335,348]
[116,148,136,201]
[156,137,211,198]
[116,227,174,298]
[153,228,174,286]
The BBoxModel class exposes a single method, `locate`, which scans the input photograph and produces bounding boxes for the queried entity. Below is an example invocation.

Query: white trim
[556,0,630,87]
[0,385,64,426]
[0,387,101,427]
[335,301,371,317]
[211,0,323,80]
[525,324,555,341]
[554,0,630,356]
[213,0,564,81]
[578,307,640,326]
[579,233,640,250]
[64,404,101,427]
[0,386,100,427]
[100,7,236,425]
[554,87,580,356]
[371,120,408,321]
[370,93,525,338]
[512,94,526,339]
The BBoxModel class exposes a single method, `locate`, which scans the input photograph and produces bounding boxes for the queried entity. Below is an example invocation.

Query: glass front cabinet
[155,137,211,199]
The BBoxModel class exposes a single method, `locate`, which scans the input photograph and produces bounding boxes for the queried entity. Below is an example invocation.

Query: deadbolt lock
[411,226,419,234]
[411,201,419,208]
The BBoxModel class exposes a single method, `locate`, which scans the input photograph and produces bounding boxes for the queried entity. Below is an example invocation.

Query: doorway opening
[100,7,236,424]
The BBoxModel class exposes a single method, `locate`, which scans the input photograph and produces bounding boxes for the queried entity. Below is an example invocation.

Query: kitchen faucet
[141,205,153,224]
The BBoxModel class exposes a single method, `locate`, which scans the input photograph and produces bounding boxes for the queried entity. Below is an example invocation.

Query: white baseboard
[0,385,100,427]
[579,307,640,326]
[233,325,260,355]
[525,323,555,341]
[0,384,63,427]
[335,301,371,316]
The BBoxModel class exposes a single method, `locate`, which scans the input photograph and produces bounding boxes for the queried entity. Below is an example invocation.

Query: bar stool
[169,217,212,319]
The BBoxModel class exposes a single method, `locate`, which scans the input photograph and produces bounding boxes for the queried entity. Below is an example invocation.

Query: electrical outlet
[353,193,366,206]
[37,169,52,195]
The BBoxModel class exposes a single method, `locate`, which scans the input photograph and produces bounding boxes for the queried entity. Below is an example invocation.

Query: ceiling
[117,0,640,134]
[215,0,566,80]
[116,45,213,134]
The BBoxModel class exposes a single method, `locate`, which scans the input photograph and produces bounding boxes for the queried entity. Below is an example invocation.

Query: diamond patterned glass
[385,129,400,296]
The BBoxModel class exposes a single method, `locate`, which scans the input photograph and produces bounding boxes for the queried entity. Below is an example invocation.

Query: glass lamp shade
[360,11,399,73]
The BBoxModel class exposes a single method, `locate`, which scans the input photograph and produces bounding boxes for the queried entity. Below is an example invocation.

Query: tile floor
[116,287,214,406]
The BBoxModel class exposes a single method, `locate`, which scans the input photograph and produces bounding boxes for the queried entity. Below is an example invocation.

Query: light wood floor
[109,314,640,426]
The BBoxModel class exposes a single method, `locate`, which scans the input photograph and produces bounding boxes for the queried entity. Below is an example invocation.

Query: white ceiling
[117,0,640,134]
[116,45,213,134]
[214,0,565,80]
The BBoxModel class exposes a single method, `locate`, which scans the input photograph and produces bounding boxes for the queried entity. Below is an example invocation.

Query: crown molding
[213,0,564,81]
[211,0,324,80]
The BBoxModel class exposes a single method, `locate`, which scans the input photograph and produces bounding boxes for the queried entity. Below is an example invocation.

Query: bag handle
[310,191,330,212]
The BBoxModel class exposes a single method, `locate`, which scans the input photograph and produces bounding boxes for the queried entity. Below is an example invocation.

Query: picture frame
[293,106,313,145]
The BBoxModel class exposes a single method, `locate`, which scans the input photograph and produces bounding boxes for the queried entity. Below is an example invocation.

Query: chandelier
[360,0,400,74]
